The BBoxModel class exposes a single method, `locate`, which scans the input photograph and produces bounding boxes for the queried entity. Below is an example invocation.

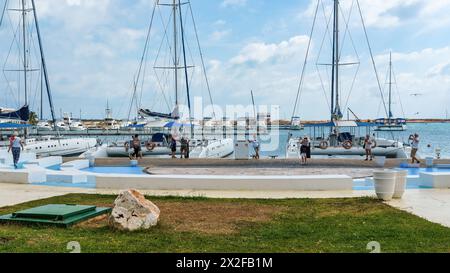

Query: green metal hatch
[0,204,111,228]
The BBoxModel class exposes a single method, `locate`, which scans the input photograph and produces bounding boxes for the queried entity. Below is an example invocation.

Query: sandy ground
[146,167,376,179]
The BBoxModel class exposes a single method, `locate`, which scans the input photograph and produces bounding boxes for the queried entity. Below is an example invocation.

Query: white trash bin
[425,157,434,168]
[375,156,386,168]
[394,170,408,199]
[373,170,397,201]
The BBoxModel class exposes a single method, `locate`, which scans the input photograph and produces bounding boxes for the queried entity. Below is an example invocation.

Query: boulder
[109,189,160,231]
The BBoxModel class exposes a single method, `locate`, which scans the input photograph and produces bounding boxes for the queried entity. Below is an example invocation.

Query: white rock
[109,189,160,231]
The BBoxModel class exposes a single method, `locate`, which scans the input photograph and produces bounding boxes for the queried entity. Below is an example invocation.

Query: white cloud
[221,0,247,8]
[230,36,310,65]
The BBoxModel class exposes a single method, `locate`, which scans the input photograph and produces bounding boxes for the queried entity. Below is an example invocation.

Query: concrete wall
[420,173,450,189]
[96,174,353,191]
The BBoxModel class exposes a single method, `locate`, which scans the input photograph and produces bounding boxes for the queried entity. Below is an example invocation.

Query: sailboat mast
[173,0,179,107]
[388,51,393,120]
[177,0,194,138]
[334,0,341,119]
[21,0,27,106]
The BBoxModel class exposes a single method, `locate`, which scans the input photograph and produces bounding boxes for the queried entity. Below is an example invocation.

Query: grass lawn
[0,194,450,253]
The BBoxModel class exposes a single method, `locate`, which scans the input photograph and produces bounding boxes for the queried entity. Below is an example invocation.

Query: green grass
[0,194,450,253]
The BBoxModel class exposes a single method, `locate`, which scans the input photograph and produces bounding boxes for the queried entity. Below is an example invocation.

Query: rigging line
[127,0,157,120]
[356,0,389,119]
[0,0,8,28]
[392,66,406,118]
[315,0,333,109]
[343,63,360,112]
[188,1,216,119]
[2,13,23,106]
[338,0,360,110]
[338,0,358,61]
[288,0,319,139]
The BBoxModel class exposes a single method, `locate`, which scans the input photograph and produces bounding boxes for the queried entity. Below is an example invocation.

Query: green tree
[29,111,39,125]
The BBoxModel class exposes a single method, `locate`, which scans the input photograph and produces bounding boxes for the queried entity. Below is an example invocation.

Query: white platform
[0,168,46,184]
[96,174,353,191]
[46,170,89,184]
[420,172,450,189]
[61,159,90,170]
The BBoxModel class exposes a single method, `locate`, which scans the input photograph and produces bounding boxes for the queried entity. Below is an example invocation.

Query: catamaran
[287,0,408,159]
[0,0,97,157]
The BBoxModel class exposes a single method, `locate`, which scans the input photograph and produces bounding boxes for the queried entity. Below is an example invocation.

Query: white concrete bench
[0,168,46,184]
[46,170,89,184]
[25,156,63,168]
[96,174,353,191]
[420,172,450,189]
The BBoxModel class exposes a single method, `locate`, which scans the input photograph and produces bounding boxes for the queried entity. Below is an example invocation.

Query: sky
[1,0,450,120]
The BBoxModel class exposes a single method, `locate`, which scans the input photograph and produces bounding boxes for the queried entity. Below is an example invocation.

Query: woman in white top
[8,132,24,169]
[364,135,373,161]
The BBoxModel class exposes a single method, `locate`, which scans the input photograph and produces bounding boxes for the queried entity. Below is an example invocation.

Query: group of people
[298,137,312,165]
[126,134,190,160]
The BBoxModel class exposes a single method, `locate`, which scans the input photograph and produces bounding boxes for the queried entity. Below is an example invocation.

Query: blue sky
[1,0,450,120]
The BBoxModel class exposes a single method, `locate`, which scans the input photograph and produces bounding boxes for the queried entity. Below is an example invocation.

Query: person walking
[364,135,373,161]
[8,132,24,169]
[410,133,421,164]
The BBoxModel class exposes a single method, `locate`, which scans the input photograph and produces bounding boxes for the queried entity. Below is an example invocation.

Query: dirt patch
[75,201,284,235]
[0,237,14,245]
[76,215,110,229]
[158,201,285,235]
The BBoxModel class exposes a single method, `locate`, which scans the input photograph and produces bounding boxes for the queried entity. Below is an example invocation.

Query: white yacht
[69,121,87,131]
[24,136,98,157]
[37,121,52,131]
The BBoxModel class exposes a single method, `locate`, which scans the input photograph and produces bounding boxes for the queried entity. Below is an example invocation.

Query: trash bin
[375,156,386,168]
[373,170,396,201]
[425,157,434,168]
[394,170,408,199]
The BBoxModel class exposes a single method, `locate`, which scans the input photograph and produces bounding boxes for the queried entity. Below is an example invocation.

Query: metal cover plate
[0,204,111,228]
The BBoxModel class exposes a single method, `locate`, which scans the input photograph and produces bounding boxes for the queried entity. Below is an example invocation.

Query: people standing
[170,135,177,159]
[300,137,310,165]
[410,133,421,164]
[364,135,373,161]
[249,136,260,160]
[180,137,188,159]
[131,134,142,160]
[8,132,24,169]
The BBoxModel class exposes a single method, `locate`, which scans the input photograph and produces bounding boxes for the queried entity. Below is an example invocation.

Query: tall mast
[21,0,27,106]
[330,0,342,121]
[177,0,194,138]
[388,51,393,120]
[330,0,336,120]
[173,0,179,107]
[334,0,341,120]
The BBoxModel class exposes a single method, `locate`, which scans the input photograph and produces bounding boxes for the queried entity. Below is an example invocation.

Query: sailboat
[0,0,97,157]
[106,0,234,158]
[375,52,407,132]
[287,0,408,159]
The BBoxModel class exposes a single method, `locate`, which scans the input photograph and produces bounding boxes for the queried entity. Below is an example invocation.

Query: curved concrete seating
[96,174,353,191]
